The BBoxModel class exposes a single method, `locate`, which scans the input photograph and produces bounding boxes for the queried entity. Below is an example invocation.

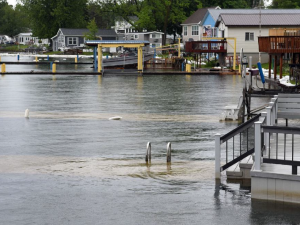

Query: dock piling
[1,63,6,73]
[167,142,171,163]
[52,63,56,73]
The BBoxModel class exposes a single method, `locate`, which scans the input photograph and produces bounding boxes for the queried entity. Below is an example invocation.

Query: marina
[2,0,300,223]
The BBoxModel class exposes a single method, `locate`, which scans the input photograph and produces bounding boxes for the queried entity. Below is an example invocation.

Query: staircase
[226,155,254,179]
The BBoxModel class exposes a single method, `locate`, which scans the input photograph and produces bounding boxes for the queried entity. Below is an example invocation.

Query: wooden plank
[278,98,300,103]
[278,108,300,113]
[278,103,300,108]
[278,94,300,98]
[277,112,300,119]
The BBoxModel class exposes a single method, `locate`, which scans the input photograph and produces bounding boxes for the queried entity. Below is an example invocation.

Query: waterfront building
[14,33,49,46]
[124,31,164,53]
[183,8,300,63]
[51,28,118,52]
[216,13,300,63]
[113,16,146,34]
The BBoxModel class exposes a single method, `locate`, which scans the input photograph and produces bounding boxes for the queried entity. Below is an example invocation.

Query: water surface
[0,56,299,224]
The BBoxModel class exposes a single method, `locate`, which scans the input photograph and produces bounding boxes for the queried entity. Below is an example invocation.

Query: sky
[7,0,272,7]
[7,0,18,6]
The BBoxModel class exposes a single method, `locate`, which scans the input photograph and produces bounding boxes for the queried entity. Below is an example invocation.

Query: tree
[21,0,89,39]
[0,1,30,37]
[84,18,98,40]
[269,0,300,8]
[87,1,115,29]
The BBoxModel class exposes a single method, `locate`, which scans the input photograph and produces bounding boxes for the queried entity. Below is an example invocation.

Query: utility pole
[258,0,262,62]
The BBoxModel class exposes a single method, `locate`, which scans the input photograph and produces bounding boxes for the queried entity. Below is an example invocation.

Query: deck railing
[215,114,261,178]
[253,95,300,175]
[185,41,227,53]
[215,96,278,178]
[262,126,300,174]
[258,36,300,54]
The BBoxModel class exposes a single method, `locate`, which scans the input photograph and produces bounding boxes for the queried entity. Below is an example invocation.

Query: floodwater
[1,55,300,224]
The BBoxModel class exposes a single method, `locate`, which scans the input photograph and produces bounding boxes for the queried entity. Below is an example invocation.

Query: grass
[0,44,30,51]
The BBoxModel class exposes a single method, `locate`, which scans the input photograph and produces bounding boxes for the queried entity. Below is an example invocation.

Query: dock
[0,70,238,76]
[215,93,300,204]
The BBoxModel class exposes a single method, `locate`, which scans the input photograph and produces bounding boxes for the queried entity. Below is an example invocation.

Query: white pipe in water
[24,109,29,118]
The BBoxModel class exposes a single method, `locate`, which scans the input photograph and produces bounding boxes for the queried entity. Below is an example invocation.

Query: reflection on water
[0,56,297,224]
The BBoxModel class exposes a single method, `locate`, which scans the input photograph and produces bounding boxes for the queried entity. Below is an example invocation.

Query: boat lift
[85,40,150,74]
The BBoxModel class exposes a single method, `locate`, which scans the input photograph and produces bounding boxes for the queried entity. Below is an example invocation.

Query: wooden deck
[185,41,227,53]
[259,36,300,54]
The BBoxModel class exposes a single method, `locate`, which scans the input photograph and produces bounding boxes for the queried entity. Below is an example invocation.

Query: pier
[215,93,300,204]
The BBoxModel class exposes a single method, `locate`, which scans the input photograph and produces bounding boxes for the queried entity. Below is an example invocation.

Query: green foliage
[87,2,114,29]
[21,0,88,39]
[269,0,300,8]
[0,1,30,37]
[84,18,98,40]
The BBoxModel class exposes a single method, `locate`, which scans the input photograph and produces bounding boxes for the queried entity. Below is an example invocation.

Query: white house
[124,31,163,53]
[215,13,300,63]
[15,33,49,45]
[181,7,221,44]
[113,16,148,34]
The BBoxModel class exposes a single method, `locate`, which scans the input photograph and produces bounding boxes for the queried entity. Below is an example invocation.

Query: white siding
[227,27,269,53]
[182,24,201,44]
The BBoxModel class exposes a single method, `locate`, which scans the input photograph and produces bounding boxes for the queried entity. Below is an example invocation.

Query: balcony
[185,41,227,53]
[258,36,300,54]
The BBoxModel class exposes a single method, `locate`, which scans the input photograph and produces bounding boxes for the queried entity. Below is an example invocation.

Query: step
[226,163,243,178]
[239,155,254,169]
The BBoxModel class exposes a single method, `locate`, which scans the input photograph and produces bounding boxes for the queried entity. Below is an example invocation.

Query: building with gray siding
[51,28,118,51]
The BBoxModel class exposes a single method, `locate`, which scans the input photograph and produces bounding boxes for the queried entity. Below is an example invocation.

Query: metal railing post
[266,106,272,126]
[269,102,275,125]
[215,133,221,179]
[254,121,262,171]
[261,112,268,154]
[273,95,278,123]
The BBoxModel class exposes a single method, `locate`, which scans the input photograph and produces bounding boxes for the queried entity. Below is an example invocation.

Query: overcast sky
[7,0,271,7]
[7,0,17,6]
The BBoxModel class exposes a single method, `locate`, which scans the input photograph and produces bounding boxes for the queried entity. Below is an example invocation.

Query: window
[151,34,161,38]
[192,25,199,36]
[68,37,77,45]
[134,34,139,39]
[183,26,187,36]
[245,32,254,41]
